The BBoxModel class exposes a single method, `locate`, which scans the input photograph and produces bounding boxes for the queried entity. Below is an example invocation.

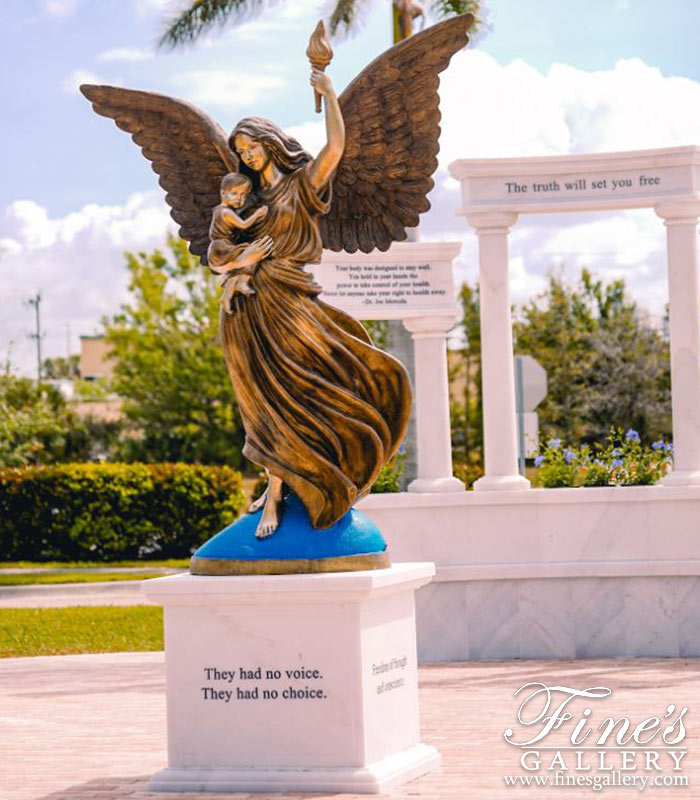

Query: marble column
[656,200,700,486]
[466,211,530,491]
[403,314,465,493]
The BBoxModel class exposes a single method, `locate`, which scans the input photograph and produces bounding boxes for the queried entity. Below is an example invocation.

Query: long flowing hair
[229,117,311,188]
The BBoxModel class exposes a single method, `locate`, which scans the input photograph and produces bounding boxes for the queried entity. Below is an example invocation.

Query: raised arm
[307,70,345,193]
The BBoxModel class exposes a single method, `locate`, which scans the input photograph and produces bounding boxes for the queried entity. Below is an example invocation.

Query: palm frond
[327,0,371,37]
[430,0,484,31]
[159,0,270,49]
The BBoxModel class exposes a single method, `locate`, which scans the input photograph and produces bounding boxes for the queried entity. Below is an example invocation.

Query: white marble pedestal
[141,563,438,794]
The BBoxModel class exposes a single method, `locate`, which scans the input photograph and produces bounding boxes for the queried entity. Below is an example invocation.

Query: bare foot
[255,494,282,538]
[248,486,267,514]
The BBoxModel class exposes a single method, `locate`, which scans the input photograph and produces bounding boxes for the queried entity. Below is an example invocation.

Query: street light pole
[27,293,43,382]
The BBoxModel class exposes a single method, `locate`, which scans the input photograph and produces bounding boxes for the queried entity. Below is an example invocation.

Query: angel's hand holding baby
[244,235,274,263]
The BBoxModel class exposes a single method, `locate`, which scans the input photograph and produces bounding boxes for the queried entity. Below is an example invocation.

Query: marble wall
[357,487,700,662]
[415,577,700,662]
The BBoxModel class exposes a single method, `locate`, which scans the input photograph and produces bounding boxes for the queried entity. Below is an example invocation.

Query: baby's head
[221,172,252,209]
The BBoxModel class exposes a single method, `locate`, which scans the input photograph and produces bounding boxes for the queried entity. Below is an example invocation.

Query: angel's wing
[320,14,473,253]
[80,85,238,265]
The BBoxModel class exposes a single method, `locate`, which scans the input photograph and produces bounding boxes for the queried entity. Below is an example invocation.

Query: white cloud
[6,51,698,372]
[171,70,286,109]
[97,47,153,63]
[286,119,325,155]
[280,0,323,20]
[134,0,172,14]
[438,51,700,164]
[0,192,173,375]
[228,18,296,43]
[0,238,22,258]
[420,51,700,315]
[42,0,78,16]
[62,69,100,94]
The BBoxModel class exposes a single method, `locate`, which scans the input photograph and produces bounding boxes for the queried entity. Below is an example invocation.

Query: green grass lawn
[0,559,190,569]
[0,572,174,587]
[0,606,164,657]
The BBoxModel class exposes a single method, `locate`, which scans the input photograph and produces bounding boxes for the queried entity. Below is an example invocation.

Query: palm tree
[159,0,482,49]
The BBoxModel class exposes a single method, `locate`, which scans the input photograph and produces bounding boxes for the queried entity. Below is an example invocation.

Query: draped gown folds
[220,164,411,529]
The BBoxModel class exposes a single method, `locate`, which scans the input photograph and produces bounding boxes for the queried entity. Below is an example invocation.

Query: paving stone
[2,652,698,799]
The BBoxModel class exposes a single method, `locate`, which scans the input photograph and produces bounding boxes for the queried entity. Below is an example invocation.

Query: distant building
[79,335,115,381]
[74,335,122,422]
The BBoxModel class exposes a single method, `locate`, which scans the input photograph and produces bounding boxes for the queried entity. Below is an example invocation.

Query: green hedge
[0,463,245,561]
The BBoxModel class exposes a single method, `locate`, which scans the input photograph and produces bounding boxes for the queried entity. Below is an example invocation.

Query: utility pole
[27,293,43,382]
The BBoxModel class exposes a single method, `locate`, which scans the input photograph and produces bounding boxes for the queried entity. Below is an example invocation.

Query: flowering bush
[535,428,672,488]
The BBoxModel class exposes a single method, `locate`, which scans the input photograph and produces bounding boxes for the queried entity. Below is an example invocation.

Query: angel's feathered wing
[80,85,238,265]
[321,14,473,253]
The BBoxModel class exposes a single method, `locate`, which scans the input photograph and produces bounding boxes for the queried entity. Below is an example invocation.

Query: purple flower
[612,458,623,468]
[612,448,622,457]
[548,438,561,450]
[652,440,665,451]
[564,449,575,464]
[534,455,545,467]
[625,428,640,442]
[398,441,407,455]
[665,443,673,453]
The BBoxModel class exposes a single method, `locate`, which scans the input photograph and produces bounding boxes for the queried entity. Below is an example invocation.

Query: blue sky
[2,0,700,372]
[5,0,700,215]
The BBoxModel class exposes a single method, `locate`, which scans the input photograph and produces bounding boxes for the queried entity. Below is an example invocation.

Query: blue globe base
[190,494,390,575]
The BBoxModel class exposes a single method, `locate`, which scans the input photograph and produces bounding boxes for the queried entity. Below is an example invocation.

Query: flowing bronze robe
[220,165,411,529]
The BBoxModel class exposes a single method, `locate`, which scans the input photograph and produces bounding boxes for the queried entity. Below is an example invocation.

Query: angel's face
[234,134,268,173]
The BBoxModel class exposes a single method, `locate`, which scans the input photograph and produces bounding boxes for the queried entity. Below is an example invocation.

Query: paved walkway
[0,567,182,575]
[2,653,700,799]
[0,581,159,608]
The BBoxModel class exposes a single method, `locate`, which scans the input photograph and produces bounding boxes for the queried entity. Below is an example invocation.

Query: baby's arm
[226,204,268,231]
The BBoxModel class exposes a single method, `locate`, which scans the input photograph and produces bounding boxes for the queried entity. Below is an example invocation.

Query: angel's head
[230,117,311,181]
[220,172,252,210]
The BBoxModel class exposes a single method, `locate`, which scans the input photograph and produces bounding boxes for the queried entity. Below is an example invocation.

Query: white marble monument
[315,242,465,493]
[348,145,700,662]
[142,563,438,794]
[450,145,700,491]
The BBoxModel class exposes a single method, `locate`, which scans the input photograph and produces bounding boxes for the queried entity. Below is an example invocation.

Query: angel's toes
[255,522,276,539]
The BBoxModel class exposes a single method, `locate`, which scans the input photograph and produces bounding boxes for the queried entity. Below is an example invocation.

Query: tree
[0,375,85,466]
[159,0,482,49]
[42,355,80,380]
[450,281,482,471]
[104,237,246,466]
[514,269,671,443]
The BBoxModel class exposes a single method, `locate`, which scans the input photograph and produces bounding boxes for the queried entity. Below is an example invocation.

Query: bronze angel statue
[81,15,472,573]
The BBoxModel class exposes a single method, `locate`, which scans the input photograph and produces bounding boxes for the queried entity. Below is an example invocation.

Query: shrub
[535,428,672,488]
[453,461,484,489]
[371,449,406,493]
[0,463,244,561]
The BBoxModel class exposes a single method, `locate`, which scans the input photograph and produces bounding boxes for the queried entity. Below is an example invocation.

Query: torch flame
[306,20,333,69]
